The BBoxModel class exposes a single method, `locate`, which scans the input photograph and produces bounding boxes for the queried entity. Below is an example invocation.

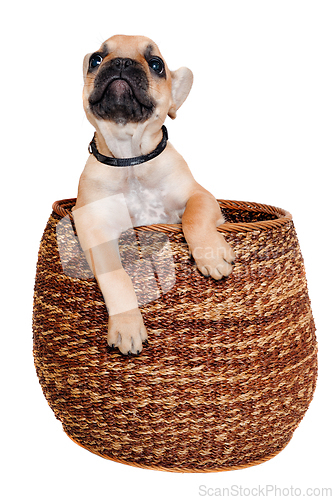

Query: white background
[1,1,332,498]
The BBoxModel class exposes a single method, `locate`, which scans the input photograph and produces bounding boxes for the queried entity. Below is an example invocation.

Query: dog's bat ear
[168,67,193,119]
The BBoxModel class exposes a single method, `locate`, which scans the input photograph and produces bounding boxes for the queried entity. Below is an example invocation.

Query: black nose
[111,58,134,70]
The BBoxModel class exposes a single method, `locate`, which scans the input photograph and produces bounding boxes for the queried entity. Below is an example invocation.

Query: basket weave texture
[33,199,317,472]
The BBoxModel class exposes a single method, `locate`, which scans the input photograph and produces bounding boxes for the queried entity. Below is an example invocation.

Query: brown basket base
[65,431,292,473]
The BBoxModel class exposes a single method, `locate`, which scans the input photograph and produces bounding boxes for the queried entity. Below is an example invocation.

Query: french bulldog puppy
[73,35,235,355]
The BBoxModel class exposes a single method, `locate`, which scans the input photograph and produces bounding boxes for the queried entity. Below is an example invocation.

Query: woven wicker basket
[33,198,317,472]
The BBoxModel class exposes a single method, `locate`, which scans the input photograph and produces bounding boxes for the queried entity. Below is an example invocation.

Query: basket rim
[52,198,292,234]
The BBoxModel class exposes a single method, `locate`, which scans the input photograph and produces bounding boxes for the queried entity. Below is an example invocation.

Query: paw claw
[107,309,148,356]
[192,233,235,280]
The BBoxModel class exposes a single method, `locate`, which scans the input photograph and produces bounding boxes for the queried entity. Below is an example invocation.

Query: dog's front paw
[192,233,236,280]
[107,308,148,355]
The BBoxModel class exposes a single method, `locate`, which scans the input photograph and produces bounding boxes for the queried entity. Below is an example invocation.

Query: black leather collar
[88,125,168,167]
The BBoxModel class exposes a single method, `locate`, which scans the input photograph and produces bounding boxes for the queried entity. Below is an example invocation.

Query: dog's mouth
[88,59,156,124]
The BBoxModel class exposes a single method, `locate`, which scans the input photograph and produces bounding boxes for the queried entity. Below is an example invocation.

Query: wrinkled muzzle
[88,58,156,123]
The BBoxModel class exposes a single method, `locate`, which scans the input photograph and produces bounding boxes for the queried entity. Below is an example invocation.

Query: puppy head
[83,35,193,129]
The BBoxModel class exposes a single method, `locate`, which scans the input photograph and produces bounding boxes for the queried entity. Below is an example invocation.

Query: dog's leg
[87,241,148,354]
[182,191,236,279]
[73,196,148,355]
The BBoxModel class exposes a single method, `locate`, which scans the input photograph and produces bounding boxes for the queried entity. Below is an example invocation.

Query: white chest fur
[122,167,182,226]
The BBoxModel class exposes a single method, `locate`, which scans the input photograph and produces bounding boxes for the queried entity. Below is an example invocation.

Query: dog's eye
[148,57,165,75]
[89,54,103,70]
